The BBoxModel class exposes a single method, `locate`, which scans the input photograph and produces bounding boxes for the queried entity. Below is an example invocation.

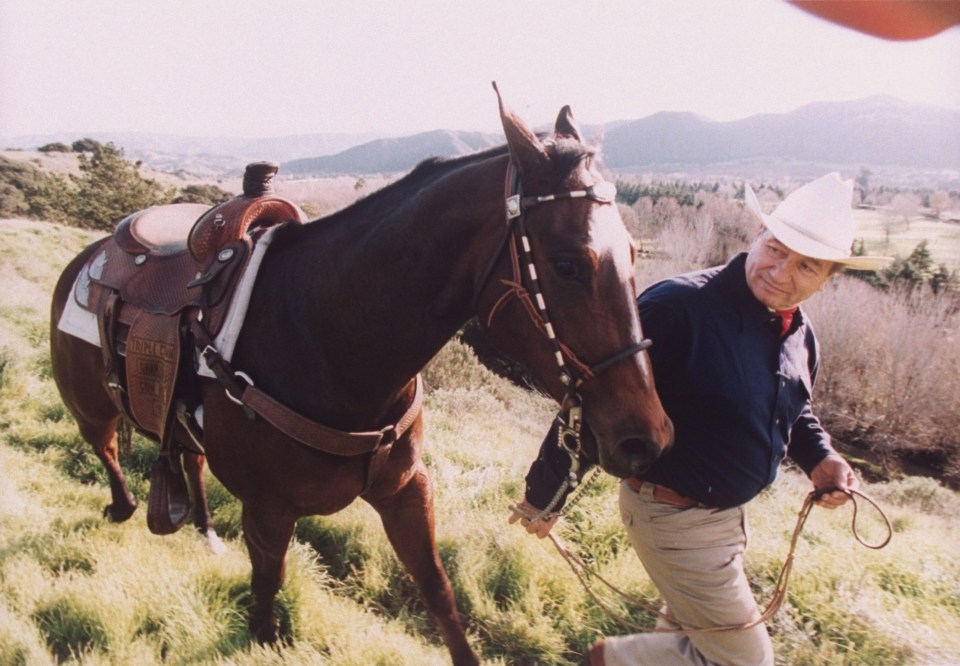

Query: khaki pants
[600,481,774,666]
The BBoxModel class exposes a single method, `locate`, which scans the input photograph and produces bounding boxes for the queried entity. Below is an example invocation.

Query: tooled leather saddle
[74,162,305,533]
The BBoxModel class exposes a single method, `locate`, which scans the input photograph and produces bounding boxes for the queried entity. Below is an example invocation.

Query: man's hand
[810,454,859,509]
[508,500,560,538]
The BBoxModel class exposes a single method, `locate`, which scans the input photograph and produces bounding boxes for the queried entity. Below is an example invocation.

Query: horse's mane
[316,138,596,223]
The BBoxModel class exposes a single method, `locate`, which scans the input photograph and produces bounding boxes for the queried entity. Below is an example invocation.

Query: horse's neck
[239,160,505,422]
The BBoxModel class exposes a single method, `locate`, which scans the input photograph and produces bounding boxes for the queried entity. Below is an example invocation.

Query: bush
[171,183,232,206]
[37,142,71,153]
[32,142,173,230]
[795,277,960,483]
[0,157,52,219]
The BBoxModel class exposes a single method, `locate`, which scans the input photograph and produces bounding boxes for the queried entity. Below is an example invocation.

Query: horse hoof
[203,529,227,555]
[252,623,279,646]
[103,502,137,522]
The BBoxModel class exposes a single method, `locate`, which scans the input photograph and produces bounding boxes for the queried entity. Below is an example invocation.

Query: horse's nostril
[617,437,661,476]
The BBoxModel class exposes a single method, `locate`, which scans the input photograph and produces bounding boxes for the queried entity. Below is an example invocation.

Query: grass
[854,209,960,270]
[1,217,959,665]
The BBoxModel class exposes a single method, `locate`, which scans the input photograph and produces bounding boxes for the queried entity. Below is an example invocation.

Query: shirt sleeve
[786,403,835,475]
[786,328,836,475]
[637,286,689,385]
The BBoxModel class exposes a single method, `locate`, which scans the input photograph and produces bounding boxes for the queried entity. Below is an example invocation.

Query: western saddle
[77,162,305,532]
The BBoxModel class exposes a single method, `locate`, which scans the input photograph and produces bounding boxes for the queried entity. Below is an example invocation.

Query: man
[509,173,892,666]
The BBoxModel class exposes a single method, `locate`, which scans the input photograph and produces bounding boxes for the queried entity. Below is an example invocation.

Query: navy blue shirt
[525,253,834,510]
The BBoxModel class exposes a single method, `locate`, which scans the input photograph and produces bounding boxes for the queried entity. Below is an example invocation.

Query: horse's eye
[552,258,581,281]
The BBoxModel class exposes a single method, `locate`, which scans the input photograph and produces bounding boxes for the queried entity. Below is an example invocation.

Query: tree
[890,191,921,229]
[67,143,171,230]
[928,190,951,219]
[930,264,959,294]
[38,142,71,153]
[171,183,232,205]
[0,157,52,218]
[71,138,102,153]
[856,166,872,193]
[883,241,935,290]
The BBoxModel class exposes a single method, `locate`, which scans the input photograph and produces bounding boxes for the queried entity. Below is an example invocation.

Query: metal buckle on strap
[505,194,522,220]
[378,425,397,447]
[557,403,583,487]
[224,371,254,405]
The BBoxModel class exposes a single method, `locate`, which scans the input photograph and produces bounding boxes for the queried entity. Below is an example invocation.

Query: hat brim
[744,183,892,271]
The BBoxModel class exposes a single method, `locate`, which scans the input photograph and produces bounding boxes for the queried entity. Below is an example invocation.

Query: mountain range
[4,96,958,181]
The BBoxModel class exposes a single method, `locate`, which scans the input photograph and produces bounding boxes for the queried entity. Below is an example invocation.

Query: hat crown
[771,173,854,254]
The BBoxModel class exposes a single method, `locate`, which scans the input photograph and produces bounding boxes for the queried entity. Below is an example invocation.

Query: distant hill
[601,95,960,170]
[280,95,958,178]
[4,96,957,180]
[283,129,503,176]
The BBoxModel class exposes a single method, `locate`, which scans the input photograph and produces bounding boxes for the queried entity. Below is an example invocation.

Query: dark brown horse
[49,89,673,664]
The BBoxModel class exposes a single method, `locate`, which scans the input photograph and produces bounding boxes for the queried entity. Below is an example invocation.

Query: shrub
[0,157,52,219]
[802,277,960,482]
[37,142,71,153]
[171,183,232,206]
[66,143,172,230]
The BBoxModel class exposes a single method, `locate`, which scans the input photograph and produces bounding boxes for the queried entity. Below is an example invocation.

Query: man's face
[744,230,835,310]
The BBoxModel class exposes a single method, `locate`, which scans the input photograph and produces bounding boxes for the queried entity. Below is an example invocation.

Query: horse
[49,87,674,664]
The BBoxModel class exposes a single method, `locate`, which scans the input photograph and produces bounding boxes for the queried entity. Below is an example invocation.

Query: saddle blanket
[57,224,282,379]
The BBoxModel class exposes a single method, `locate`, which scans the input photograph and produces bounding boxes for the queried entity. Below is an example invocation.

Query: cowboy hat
[744,172,892,271]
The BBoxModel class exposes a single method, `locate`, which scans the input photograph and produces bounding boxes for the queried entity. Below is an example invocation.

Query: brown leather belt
[626,477,699,508]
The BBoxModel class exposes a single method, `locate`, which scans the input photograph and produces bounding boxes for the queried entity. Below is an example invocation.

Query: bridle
[476,160,651,516]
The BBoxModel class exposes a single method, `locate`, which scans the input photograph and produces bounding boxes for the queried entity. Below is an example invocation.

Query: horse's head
[477,85,673,479]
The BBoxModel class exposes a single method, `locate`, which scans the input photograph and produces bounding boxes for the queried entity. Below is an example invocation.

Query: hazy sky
[1,0,958,140]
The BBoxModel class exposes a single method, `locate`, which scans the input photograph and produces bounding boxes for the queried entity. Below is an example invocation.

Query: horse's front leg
[241,500,297,644]
[365,463,480,666]
[182,451,226,554]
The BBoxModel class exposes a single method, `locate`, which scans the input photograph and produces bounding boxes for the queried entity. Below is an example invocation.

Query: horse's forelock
[545,138,597,188]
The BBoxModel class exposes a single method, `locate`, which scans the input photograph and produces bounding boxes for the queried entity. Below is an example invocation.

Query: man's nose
[770,258,791,280]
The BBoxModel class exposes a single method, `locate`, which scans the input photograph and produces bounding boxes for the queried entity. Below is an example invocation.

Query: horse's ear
[554,105,583,142]
[492,82,548,176]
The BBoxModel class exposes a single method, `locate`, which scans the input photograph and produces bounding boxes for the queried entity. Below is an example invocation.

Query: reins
[543,485,892,634]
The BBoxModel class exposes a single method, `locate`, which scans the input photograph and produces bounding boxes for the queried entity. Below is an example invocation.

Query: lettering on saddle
[73,162,304,532]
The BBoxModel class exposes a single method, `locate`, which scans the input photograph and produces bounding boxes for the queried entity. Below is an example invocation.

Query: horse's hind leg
[366,464,479,666]
[76,414,138,522]
[182,451,226,554]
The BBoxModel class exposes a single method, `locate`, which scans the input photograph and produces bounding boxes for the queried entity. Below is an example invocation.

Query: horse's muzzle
[596,421,674,479]
[610,437,664,478]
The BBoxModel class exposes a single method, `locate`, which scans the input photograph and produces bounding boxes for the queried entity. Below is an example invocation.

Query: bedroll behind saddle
[75,162,305,534]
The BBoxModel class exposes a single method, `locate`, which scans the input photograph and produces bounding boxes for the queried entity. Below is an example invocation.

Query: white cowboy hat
[744,172,892,271]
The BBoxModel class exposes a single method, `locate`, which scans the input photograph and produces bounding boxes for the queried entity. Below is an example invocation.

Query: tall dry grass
[2,214,959,665]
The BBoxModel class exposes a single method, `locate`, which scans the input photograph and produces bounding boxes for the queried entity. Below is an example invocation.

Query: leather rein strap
[189,315,423,456]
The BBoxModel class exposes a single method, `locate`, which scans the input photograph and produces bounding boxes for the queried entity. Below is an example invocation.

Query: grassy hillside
[1,218,959,665]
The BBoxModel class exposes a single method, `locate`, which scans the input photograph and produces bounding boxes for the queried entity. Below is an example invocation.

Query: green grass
[1,218,959,665]
[854,209,960,269]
